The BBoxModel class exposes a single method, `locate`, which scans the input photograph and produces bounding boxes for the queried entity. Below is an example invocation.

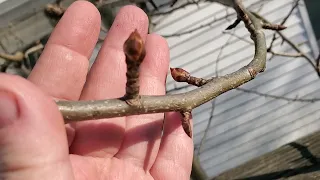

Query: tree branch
[57,0,267,130]
[150,1,201,16]
[236,87,320,103]
[267,50,302,58]
[250,10,320,76]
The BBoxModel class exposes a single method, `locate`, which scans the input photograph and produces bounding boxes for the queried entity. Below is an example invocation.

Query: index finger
[28,1,101,100]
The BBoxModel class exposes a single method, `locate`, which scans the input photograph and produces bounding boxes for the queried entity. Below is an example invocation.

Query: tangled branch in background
[251,0,320,77]
[0,43,44,74]
[158,0,320,79]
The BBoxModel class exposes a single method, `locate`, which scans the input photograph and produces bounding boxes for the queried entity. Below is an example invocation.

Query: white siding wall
[153,0,320,177]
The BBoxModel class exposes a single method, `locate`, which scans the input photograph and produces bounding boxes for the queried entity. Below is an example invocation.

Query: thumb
[0,74,74,180]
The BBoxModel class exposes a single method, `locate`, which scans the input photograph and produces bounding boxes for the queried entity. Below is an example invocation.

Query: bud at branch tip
[170,67,190,82]
[124,29,146,63]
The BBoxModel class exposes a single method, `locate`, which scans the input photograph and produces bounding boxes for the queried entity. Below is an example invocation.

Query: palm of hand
[21,2,193,180]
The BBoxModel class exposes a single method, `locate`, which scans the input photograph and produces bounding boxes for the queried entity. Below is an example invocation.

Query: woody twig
[57,0,272,138]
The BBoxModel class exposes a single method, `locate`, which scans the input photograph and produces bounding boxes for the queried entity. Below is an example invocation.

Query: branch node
[247,66,258,78]
[123,97,143,108]
[234,1,256,34]
[188,76,209,87]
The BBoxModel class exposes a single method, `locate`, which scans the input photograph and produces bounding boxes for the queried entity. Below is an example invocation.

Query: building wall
[153,0,320,177]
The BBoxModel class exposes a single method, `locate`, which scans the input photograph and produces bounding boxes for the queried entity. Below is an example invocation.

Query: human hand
[0,1,193,180]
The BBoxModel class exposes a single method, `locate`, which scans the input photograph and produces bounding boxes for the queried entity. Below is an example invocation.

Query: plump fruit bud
[170,68,190,82]
[123,29,146,63]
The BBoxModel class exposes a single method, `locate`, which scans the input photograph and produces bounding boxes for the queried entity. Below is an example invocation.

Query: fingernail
[0,90,18,128]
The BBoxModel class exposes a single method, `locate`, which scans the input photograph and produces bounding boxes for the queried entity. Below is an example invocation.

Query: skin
[0,1,193,180]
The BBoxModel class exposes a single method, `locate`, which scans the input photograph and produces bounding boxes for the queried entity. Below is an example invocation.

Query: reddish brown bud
[277,25,287,30]
[124,29,146,63]
[262,23,287,31]
[181,111,192,138]
[170,68,190,82]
